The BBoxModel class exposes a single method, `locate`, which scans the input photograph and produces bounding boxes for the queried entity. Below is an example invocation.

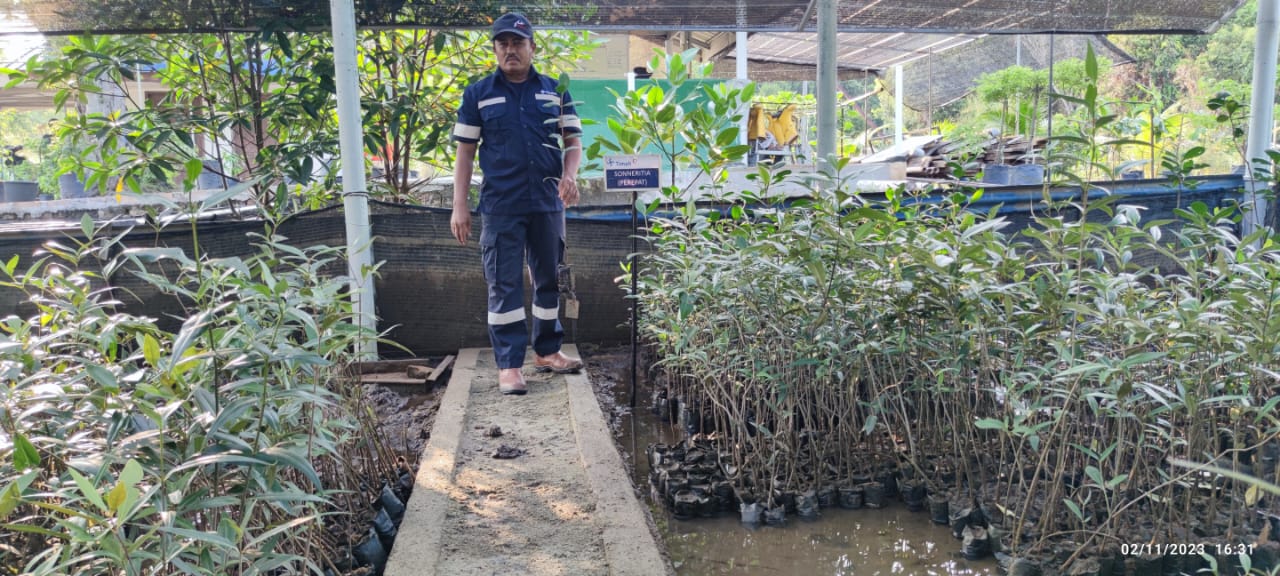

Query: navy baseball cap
[492,13,534,40]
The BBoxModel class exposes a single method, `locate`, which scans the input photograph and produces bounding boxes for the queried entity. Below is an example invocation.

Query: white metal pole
[817,0,836,171]
[737,31,749,147]
[330,0,377,359]
[1244,0,1280,236]
[736,0,750,148]
[894,64,903,146]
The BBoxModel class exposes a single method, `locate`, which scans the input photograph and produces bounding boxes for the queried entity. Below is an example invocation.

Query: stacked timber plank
[900,135,1047,180]
[356,355,456,388]
[978,135,1047,167]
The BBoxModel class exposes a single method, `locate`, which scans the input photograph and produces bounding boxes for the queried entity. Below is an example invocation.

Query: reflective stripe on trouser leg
[481,213,529,369]
[528,211,565,357]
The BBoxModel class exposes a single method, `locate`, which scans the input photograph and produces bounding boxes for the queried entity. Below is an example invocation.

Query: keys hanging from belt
[557,262,579,319]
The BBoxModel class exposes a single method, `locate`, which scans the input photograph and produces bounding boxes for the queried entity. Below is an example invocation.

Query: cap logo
[515,20,527,28]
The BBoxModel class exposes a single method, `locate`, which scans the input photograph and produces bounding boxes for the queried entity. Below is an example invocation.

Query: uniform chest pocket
[478,98,510,135]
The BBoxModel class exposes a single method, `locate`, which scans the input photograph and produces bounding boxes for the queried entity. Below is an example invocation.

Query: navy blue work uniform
[453,66,582,369]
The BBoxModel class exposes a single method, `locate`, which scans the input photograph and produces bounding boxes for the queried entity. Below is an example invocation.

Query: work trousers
[481,211,565,369]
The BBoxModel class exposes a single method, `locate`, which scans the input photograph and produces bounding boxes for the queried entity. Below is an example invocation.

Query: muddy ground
[365,378,445,462]
[362,345,634,468]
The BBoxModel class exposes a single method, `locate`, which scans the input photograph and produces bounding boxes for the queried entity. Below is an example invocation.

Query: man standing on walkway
[451,12,584,395]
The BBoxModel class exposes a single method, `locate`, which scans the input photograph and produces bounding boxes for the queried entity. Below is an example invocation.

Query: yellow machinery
[747,103,800,163]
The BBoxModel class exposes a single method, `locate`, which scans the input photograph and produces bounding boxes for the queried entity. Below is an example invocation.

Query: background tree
[13,26,597,213]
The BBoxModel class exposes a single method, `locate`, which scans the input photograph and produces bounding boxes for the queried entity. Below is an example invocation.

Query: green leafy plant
[625,42,1280,564]
[0,198,400,573]
[587,48,754,208]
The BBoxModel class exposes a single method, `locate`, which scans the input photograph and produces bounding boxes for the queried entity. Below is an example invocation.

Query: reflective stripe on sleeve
[454,123,481,140]
[560,115,582,131]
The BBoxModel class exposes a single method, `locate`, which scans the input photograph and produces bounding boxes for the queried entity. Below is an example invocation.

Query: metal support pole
[737,31,749,147]
[629,189,639,408]
[1245,0,1280,235]
[736,0,749,147]
[1047,33,1055,153]
[894,65,904,146]
[816,0,837,172]
[330,0,377,359]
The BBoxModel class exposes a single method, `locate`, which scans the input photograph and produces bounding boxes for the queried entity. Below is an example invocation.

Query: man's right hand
[451,208,471,246]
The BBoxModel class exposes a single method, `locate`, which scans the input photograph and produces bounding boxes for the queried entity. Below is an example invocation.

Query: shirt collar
[494,65,540,86]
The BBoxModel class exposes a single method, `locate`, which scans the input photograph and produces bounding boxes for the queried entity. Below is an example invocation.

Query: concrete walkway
[386,345,669,576]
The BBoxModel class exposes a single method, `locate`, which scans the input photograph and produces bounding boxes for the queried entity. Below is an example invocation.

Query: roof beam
[706,32,744,62]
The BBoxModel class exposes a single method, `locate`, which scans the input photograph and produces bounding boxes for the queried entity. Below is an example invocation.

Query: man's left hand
[559,176,580,207]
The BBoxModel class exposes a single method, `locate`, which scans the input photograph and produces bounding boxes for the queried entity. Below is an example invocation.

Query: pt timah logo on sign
[604,155,660,191]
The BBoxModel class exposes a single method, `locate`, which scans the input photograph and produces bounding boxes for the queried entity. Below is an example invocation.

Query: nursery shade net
[710,59,871,81]
[0,0,1249,36]
[898,35,1133,110]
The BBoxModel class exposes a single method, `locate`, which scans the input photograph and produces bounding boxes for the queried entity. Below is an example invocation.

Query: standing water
[590,348,999,576]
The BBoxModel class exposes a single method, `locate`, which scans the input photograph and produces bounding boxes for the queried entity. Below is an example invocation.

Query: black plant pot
[379,484,405,523]
[951,504,989,540]
[901,480,927,511]
[838,484,864,509]
[1169,553,1207,576]
[816,484,837,509]
[999,554,1042,576]
[712,480,736,512]
[928,494,950,525]
[1064,556,1101,576]
[1252,542,1280,572]
[1130,553,1163,576]
[795,489,819,520]
[771,488,797,515]
[672,489,699,519]
[372,508,398,549]
[691,485,716,517]
[663,473,688,503]
[875,470,898,500]
[763,504,786,526]
[353,527,388,573]
[960,524,992,560]
[862,481,886,509]
[647,443,666,469]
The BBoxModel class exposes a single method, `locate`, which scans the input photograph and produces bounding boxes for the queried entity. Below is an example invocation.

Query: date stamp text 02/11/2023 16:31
[1119,542,1256,556]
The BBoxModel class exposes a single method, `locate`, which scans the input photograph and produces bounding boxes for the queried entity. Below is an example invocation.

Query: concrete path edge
[385,348,478,576]
[562,344,672,576]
